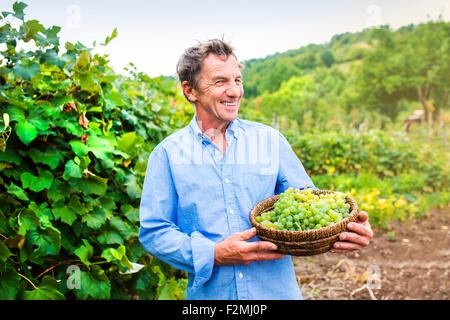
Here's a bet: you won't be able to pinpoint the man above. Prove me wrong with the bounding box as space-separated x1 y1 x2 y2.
138 39 373 300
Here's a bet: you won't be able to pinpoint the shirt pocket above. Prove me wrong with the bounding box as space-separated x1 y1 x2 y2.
242 168 277 206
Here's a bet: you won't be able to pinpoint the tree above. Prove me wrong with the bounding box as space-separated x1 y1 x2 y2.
320 50 335 68
408 20 450 134
354 21 450 133
257 75 318 130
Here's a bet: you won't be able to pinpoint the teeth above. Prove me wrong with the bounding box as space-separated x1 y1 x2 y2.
222 102 236 106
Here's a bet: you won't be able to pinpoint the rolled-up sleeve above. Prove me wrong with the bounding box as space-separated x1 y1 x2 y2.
138 147 215 288
275 132 316 194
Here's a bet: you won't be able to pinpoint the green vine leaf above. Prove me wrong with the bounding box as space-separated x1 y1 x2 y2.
74 239 93 266
101 245 132 269
52 200 77 225
0 241 12 264
74 266 111 299
12 2 28 20
28 218 61 254
21 276 65 300
20 170 53 192
69 140 90 157
15 120 38 146
97 231 123 245
13 59 40 80
6 182 29 201
70 173 108 196
28 146 64 170
41 48 71 69
63 160 83 179
0 269 21 299
81 207 107 229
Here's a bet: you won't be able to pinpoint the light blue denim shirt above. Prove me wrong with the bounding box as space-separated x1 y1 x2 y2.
139 115 315 300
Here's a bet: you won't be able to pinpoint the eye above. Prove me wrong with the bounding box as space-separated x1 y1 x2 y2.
235 78 242 84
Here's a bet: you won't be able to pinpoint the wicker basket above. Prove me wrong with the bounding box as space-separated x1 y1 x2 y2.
249 190 359 256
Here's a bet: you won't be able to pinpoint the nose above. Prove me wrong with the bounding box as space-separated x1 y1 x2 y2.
225 81 242 97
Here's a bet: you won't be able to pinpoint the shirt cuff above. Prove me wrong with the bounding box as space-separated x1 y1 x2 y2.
190 231 216 289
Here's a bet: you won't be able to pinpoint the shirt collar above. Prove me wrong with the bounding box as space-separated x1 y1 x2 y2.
189 114 240 144
227 118 239 139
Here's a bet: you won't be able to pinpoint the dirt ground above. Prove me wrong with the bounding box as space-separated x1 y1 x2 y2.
293 207 449 300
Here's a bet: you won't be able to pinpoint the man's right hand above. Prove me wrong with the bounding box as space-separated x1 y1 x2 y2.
214 228 286 266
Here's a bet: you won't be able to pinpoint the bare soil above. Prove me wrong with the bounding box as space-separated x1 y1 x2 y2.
293 207 450 300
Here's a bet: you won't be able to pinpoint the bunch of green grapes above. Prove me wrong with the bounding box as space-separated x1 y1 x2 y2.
255 187 351 231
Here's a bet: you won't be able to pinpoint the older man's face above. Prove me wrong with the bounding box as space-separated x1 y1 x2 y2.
191 54 244 125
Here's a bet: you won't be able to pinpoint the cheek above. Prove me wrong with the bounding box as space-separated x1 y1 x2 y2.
239 86 244 98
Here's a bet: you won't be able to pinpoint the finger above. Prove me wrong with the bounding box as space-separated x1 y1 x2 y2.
358 211 369 223
346 222 373 238
236 228 257 241
243 240 278 252
339 232 371 247
245 251 286 263
333 240 363 251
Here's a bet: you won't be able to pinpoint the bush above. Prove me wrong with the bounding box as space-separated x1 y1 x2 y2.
312 170 448 229
285 128 449 192
0 3 191 299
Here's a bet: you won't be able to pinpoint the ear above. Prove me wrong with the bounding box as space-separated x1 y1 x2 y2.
181 81 197 103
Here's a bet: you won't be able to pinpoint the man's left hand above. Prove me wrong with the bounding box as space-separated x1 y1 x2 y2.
330 211 373 253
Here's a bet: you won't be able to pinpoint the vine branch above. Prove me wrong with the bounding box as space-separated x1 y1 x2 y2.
17 272 39 290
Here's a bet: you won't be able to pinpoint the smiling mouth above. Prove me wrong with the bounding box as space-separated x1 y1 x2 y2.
221 101 237 106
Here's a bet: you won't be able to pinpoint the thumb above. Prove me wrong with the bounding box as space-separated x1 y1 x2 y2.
237 228 257 241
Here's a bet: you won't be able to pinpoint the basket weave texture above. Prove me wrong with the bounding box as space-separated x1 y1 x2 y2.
249 190 359 256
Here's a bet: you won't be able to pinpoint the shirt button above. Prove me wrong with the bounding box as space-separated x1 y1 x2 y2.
229 209 234 215
238 273 243 279
225 178 230 183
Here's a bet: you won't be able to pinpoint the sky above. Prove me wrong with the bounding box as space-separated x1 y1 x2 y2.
2 0 449 77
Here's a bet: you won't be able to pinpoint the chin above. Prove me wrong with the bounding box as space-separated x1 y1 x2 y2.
223 112 238 122
222 107 240 121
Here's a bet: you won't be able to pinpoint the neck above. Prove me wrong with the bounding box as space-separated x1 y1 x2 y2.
195 112 231 154
195 111 231 138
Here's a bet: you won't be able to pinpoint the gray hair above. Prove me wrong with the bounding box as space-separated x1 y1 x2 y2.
176 39 243 101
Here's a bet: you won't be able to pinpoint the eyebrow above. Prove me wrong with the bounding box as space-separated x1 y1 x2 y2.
211 74 242 81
